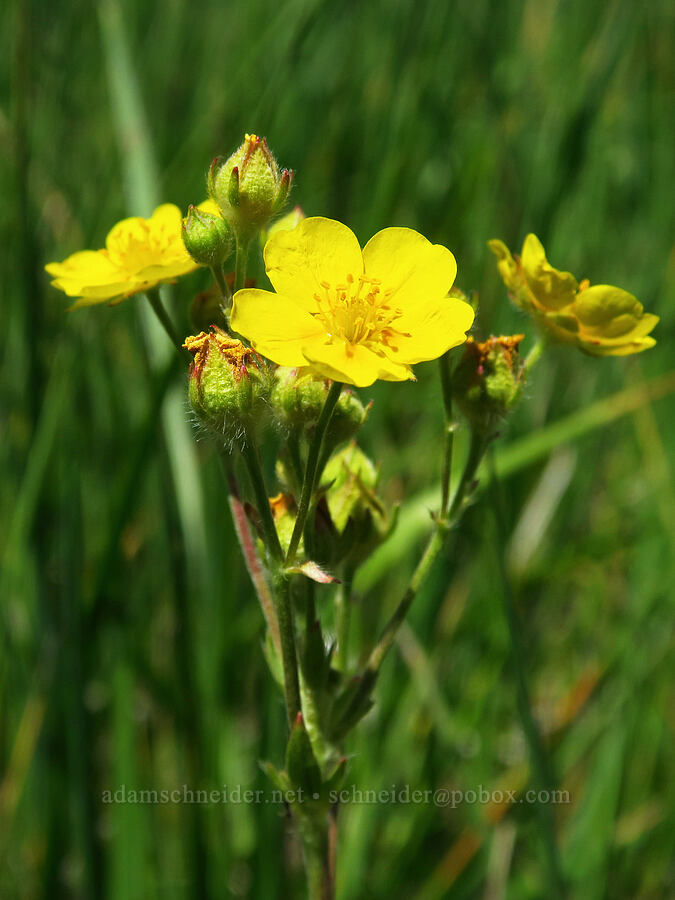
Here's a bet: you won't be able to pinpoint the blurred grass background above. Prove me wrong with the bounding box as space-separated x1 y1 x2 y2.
2 0 674 897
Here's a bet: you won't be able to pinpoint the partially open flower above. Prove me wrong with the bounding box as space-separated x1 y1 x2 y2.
209 134 293 240
489 235 658 356
46 204 200 308
453 335 525 435
183 327 269 445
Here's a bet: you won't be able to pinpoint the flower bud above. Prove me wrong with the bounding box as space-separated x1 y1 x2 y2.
181 205 233 267
183 327 269 445
271 368 367 448
209 134 293 240
453 335 525 434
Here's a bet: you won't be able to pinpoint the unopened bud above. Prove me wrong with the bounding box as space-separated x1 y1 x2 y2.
453 334 525 434
210 134 293 240
182 205 233 267
271 368 367 448
183 327 269 445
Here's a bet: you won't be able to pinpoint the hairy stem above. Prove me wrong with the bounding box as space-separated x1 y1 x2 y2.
439 351 455 518
234 238 250 293
300 815 334 900
210 265 232 314
240 440 284 562
275 575 302 727
145 289 187 358
334 567 355 673
219 455 281 656
286 382 342 565
524 336 546 376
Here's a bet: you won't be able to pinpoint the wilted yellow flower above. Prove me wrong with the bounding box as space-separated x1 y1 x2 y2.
489 234 658 356
231 217 474 387
46 204 200 308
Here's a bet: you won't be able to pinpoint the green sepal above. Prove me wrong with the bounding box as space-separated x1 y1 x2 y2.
329 673 376 741
323 756 347 795
259 759 292 793
286 713 323 796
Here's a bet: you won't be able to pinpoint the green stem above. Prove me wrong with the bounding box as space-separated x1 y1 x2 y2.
234 238 251 293
489 458 567 898
287 431 305 492
237 439 303 727
524 336 546 376
236 441 302 730
335 567 355 673
145 289 186 358
337 430 489 733
300 816 334 900
286 382 342 565
439 352 455 518
447 429 487 524
275 575 302 727
210 265 232 313
219 453 281 656
240 441 284 563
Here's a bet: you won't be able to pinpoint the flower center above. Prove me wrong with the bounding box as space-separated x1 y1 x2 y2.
107 221 177 271
312 274 410 350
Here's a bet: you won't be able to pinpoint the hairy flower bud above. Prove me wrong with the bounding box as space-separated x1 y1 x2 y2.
453 335 525 435
183 327 269 445
182 205 233 267
271 368 367 449
209 134 293 240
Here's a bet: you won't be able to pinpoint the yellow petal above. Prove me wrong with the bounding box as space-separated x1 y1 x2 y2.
300 338 413 387
45 251 132 300
590 336 657 356
521 234 577 311
197 198 222 217
147 203 184 230
264 217 363 311
230 288 324 366
387 295 475 365
573 285 646 338
488 239 522 294
104 215 147 255
362 227 457 314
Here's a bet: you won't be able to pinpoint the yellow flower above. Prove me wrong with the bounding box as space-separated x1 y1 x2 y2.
45 204 200 308
489 234 658 356
231 217 474 387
